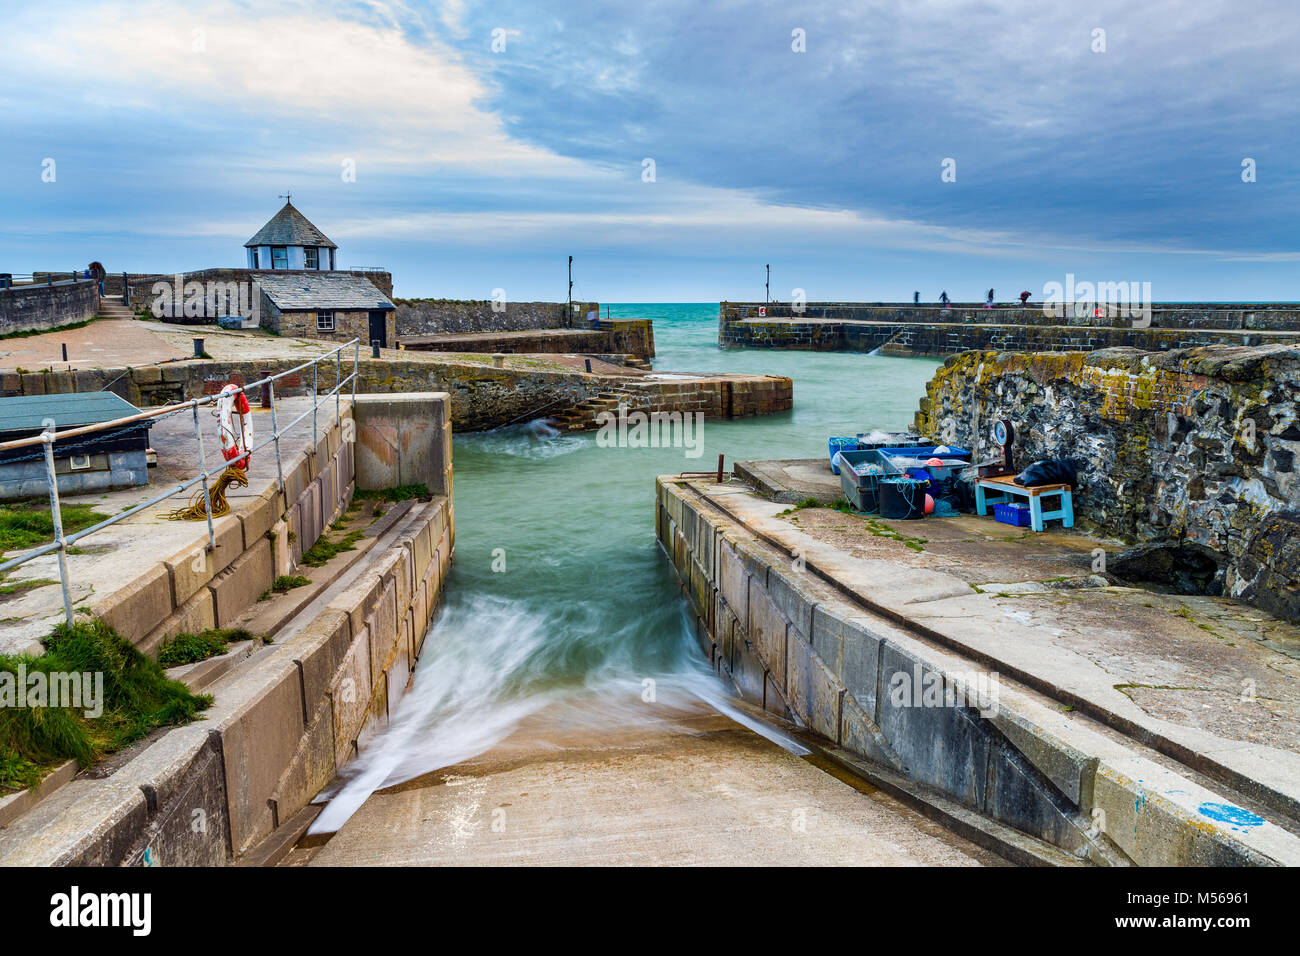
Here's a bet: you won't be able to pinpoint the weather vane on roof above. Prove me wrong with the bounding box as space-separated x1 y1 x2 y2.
279 191 291 204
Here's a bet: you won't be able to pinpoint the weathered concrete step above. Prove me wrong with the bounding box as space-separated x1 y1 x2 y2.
228 536 379 640
0 760 78 829
361 499 415 538
166 639 257 692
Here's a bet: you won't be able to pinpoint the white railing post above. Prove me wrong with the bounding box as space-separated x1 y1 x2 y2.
41 426 75 626
190 401 217 550
268 380 285 504
312 361 318 453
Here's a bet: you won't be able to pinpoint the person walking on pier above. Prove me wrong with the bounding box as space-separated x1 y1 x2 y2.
939 290 950 309
1019 290 1031 305
985 288 995 309
914 291 920 305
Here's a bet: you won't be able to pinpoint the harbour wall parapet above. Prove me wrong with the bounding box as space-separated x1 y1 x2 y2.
395 298 599 335
400 317 655 362
0 278 99 336
719 301 1300 355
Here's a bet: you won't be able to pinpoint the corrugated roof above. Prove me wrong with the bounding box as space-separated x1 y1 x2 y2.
0 392 145 434
256 273 395 311
244 201 338 249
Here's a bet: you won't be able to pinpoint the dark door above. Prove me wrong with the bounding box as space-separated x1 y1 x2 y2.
368 311 388 349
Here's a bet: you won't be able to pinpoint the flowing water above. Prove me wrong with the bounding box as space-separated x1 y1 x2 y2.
312 304 941 832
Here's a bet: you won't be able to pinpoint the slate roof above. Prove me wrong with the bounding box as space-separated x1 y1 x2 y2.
0 392 145 435
256 273 394 312
244 201 337 249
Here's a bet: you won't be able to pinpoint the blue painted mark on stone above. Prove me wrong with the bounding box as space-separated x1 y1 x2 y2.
1197 802 1264 827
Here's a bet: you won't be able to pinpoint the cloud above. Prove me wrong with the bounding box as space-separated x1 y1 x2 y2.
1 0 1298 294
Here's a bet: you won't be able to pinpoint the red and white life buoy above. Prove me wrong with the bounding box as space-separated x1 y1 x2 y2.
217 384 253 469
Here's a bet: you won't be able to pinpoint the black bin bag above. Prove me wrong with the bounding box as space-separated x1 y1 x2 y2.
1014 458 1078 488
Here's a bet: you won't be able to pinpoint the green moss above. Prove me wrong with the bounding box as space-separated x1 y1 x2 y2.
353 484 431 503
0 578 57 596
0 317 97 340
269 574 311 596
0 617 212 793
300 529 365 568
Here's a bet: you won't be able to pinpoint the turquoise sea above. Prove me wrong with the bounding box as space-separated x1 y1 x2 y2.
314 304 941 829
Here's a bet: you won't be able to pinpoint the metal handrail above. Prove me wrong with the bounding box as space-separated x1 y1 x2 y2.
1 339 361 625
0 273 97 291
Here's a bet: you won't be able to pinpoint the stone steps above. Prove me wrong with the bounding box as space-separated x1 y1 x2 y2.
96 295 135 319
549 387 635 431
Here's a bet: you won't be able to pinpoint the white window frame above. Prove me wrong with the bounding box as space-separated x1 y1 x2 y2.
316 310 335 332
304 247 318 269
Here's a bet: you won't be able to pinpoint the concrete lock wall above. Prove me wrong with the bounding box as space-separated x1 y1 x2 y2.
353 392 452 495
0 497 453 866
0 279 99 335
654 476 1297 866
914 344 1300 625
0 396 456 866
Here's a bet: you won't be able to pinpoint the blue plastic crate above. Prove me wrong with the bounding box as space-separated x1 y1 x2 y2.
828 437 857 474
994 502 1033 527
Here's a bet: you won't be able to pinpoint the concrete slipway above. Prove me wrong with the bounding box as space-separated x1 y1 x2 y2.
655 467 1300 866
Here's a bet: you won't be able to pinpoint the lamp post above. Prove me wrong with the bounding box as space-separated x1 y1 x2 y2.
765 264 770 304
568 255 573 327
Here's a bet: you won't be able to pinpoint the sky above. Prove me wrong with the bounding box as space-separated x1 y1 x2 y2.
2 0 1299 302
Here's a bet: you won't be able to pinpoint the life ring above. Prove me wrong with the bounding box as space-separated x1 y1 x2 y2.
217 384 253 469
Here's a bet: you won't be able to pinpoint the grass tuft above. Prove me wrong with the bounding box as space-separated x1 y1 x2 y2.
0 617 212 793
156 627 254 668
0 500 111 555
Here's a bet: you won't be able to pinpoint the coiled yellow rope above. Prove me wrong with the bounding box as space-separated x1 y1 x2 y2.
166 466 249 521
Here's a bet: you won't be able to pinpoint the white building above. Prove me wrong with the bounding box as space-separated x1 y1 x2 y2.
244 200 338 271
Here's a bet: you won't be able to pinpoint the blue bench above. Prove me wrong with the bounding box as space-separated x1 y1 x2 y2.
975 475 1074 532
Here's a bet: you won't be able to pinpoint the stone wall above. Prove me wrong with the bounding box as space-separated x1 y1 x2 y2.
913 345 1300 622
266 305 396 346
0 279 99 335
622 374 793 420
395 299 598 335
0 356 602 433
